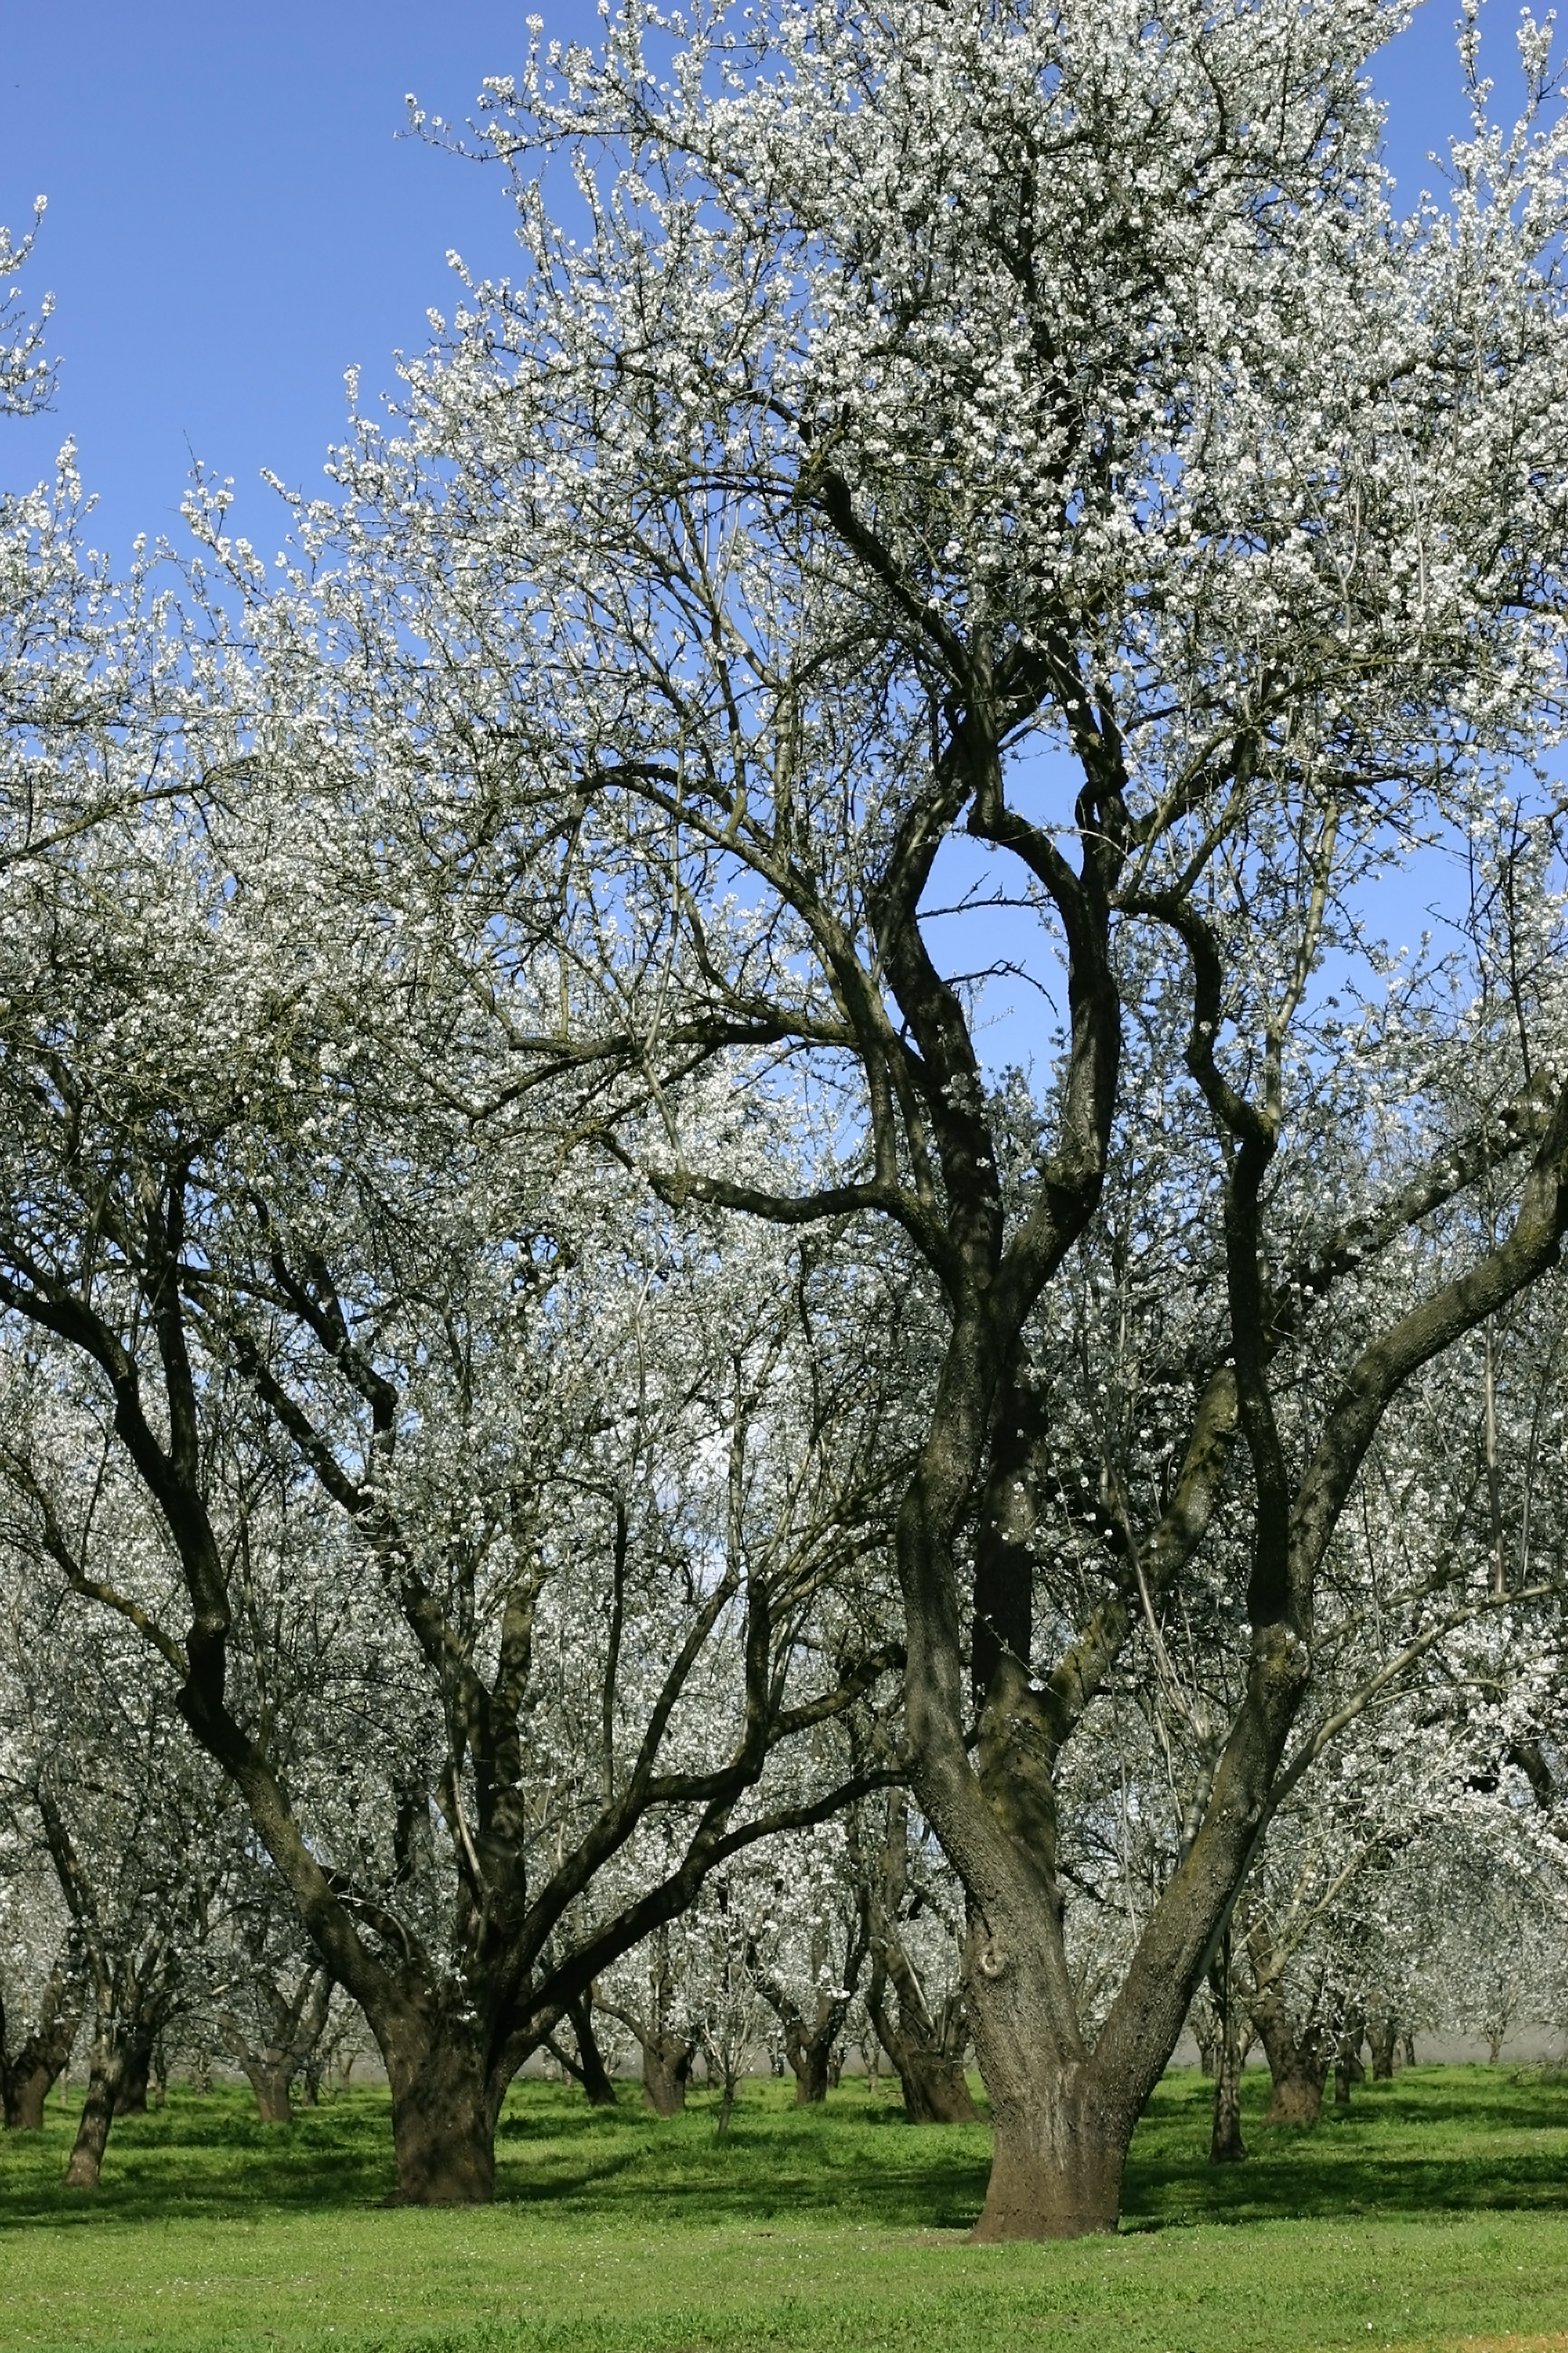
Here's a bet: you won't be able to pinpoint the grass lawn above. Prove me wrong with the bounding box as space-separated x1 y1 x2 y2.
3 2067 1568 2351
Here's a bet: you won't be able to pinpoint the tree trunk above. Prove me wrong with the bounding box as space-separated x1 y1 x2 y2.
641 2034 690 2117
971 2059 1128 2240
64 2033 126 2189
245 2062 295 2125
1367 2014 1400 2081
791 2038 832 2104
5 2062 59 2131
566 1996 618 2109
3 1964 85 2129
1208 1942 1247 2165
895 2043 978 2124
1252 1988 1329 2126
1402 2031 1416 2069
114 2032 155 2118
384 2026 497 2205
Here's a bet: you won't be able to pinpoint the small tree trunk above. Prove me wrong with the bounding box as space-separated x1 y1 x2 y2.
1402 2031 1417 2069
1488 2030 1504 2064
641 2034 691 2117
64 2034 126 2189
1207 1939 1247 2165
1367 2015 1400 2081
567 1996 618 2109
384 2026 497 2205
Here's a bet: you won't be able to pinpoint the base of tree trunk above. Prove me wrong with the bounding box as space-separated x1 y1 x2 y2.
5 2065 55 2131
898 2050 978 2125
248 2070 294 2125
1265 2069 1326 2126
65 2066 119 2188
641 2041 690 2117
792 2048 832 2104
387 2043 497 2205
973 2113 1126 2242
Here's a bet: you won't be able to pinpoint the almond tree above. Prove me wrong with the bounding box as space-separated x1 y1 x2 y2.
246 0 1568 2235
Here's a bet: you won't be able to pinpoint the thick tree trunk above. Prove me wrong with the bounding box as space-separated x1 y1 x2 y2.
895 2043 978 2125
790 2038 832 2104
1252 1988 1329 2126
641 2034 690 2117
243 2061 295 2124
5 2062 59 2131
971 2059 1128 2240
384 2027 497 2205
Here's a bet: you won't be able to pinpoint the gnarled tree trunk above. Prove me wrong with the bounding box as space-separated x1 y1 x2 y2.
1252 1986 1330 2125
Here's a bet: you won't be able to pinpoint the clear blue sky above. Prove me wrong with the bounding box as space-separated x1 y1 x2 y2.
0 2 1530 565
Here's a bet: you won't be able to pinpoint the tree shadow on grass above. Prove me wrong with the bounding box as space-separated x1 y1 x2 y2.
6 2068 1568 2240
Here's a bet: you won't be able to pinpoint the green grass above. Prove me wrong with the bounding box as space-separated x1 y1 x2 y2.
4 2068 1568 2351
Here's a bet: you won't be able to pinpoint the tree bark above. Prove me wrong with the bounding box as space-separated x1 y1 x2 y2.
2 1962 84 2130
384 2024 499 2205
64 2028 126 2189
1207 1939 1247 2164
566 1994 618 2109
114 2029 156 2118
641 2033 691 2117
1251 1987 1329 2125
243 2061 295 2124
1367 2012 1401 2081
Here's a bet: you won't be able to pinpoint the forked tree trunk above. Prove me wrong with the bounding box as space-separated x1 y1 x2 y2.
384 2024 499 2204
1251 1988 1329 2126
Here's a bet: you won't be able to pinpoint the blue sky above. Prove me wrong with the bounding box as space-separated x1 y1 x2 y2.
0 1 1533 565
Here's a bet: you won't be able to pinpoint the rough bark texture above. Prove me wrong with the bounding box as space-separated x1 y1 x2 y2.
385 2025 499 2205
64 2031 126 2189
1367 2013 1402 2081
640 2034 691 2117
1252 1987 1330 2126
